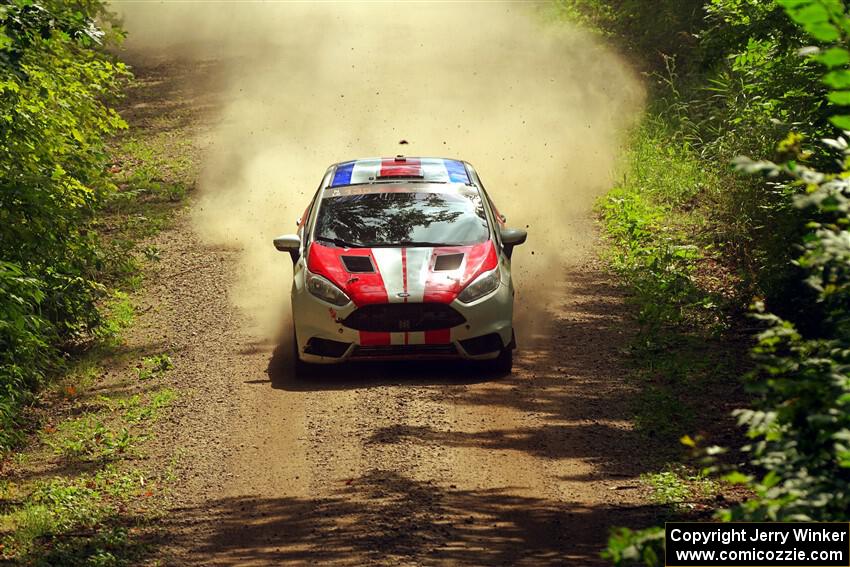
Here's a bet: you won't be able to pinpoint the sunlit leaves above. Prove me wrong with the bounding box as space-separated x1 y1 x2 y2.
0 1 127 451
822 68 850 88
778 1 850 133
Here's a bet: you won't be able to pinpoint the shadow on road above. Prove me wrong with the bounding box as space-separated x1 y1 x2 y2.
265 341 506 392
169 469 665 566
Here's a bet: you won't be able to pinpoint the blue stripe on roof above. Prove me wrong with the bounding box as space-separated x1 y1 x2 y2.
444 159 469 183
331 161 355 186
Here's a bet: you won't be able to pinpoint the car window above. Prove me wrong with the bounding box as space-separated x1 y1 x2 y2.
314 190 489 247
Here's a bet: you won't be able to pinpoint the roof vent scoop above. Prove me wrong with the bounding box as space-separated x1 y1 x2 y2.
341 256 375 273
433 253 464 271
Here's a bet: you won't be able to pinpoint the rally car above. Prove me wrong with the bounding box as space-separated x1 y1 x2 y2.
274 156 527 373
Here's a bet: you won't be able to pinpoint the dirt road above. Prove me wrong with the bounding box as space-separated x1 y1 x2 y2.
113 4 659 564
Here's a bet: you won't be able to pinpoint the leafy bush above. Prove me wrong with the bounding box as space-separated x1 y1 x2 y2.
0 1 127 450
730 0 850 521
730 142 850 521
0 261 48 449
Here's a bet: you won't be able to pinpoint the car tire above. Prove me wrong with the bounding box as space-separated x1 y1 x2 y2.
485 347 513 375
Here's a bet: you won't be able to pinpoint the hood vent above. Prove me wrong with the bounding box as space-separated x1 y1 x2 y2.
341 255 375 273
433 253 464 271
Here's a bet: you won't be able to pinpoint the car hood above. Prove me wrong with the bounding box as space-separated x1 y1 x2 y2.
306 240 498 306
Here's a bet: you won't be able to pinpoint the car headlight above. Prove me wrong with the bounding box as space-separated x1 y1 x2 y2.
457 269 500 304
307 273 351 306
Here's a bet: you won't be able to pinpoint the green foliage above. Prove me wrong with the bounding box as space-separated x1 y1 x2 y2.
93 291 135 345
1 467 152 565
570 0 833 321
603 527 665 567
0 1 128 452
551 0 706 65
728 140 850 521
135 353 173 381
725 0 850 521
600 119 722 335
642 465 719 508
116 388 177 422
598 116 742 450
603 0 850 563
0 261 49 449
2 378 177 564
777 0 850 130
43 383 175 462
44 416 144 462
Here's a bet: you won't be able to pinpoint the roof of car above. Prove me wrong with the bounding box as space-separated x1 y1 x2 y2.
328 157 472 188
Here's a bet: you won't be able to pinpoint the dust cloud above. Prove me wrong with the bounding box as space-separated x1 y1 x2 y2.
115 2 644 341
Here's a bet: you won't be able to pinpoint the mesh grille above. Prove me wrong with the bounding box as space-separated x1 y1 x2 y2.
351 344 457 358
342 303 465 332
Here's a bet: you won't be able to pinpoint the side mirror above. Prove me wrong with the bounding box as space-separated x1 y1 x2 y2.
500 228 527 259
274 234 301 263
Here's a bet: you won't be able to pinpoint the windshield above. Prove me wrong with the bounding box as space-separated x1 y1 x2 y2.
313 190 490 247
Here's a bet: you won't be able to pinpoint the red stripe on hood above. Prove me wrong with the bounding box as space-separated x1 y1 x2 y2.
423 240 498 303
306 243 388 306
380 157 421 178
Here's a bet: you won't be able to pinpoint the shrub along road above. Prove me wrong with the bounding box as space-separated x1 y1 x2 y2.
118 56 665 565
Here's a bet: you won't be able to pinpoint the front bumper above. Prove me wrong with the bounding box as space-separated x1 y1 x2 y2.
292 272 514 364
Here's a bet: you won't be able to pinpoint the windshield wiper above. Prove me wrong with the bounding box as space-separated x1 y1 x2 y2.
315 236 366 248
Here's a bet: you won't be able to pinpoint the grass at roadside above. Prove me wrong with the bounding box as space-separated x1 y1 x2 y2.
93 126 198 294
1 469 152 566
1 349 178 565
597 117 746 449
641 465 719 511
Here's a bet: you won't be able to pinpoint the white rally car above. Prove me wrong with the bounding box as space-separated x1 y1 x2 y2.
274 156 526 373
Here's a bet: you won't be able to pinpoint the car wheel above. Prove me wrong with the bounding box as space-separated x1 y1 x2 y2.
485 347 513 375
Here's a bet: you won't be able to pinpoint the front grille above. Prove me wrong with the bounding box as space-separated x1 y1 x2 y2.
351 344 457 359
341 303 466 332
